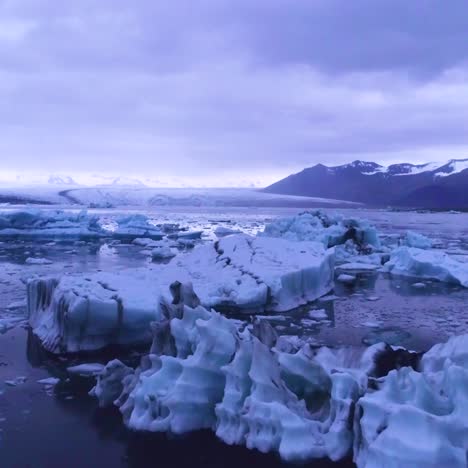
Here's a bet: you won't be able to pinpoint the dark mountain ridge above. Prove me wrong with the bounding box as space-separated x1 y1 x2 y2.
264 159 468 209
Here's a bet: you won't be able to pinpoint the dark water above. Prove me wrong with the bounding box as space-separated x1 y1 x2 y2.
1 207 468 467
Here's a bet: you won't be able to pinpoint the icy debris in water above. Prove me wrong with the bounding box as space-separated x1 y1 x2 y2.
337 273 356 284
177 238 196 248
255 314 287 322
7 299 27 309
37 377 60 386
337 262 379 272
5 376 27 386
411 282 427 289
366 295 380 302
0 317 25 334
151 243 177 260
176 230 203 240
307 309 328 320
317 294 339 302
67 363 105 377
214 226 241 237
25 257 52 265
362 327 411 346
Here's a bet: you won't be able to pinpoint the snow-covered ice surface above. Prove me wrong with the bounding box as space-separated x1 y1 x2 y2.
385 247 468 287
27 234 334 352
1 204 468 467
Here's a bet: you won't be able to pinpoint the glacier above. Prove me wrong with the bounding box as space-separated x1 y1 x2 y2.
27 234 334 352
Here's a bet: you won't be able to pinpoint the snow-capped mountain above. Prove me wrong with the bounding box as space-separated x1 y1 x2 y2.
47 175 78 185
264 159 468 209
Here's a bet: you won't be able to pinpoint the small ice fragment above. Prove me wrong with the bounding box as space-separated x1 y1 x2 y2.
337 273 356 284
337 263 379 271
5 376 27 386
307 309 328 320
366 295 380 301
37 377 60 386
412 282 427 289
25 257 52 265
67 363 105 377
361 321 381 328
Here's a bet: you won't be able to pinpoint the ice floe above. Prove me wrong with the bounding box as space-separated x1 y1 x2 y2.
89 285 450 466
0 209 104 239
384 247 468 287
260 211 380 250
112 214 163 240
354 334 468 467
27 234 334 352
89 291 398 463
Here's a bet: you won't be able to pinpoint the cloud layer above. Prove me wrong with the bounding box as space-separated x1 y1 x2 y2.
1 0 467 185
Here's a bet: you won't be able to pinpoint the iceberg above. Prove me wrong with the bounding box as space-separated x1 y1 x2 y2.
26 273 167 353
260 210 381 251
0 209 105 239
27 234 335 352
112 214 163 240
403 230 433 249
92 309 467 467
91 290 400 463
384 247 468 287
354 334 468 468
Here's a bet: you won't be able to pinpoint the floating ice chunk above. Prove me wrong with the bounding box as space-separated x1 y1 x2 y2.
411 282 427 289
214 226 241 237
27 273 166 353
354 334 468 468
89 359 134 407
172 235 335 312
67 363 105 377
176 230 203 240
25 257 53 265
337 273 356 284
113 214 163 240
0 209 105 239
151 243 177 261
5 376 27 386
362 327 411 346
385 247 468 287
307 309 328 320
337 262 379 272
132 237 161 247
27 235 334 352
260 210 380 250
37 377 60 386
404 231 433 249
90 295 392 464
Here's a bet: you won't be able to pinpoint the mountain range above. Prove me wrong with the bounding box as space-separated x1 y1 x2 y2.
263 159 468 209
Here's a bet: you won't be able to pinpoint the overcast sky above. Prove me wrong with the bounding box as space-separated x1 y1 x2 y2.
1 0 468 186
